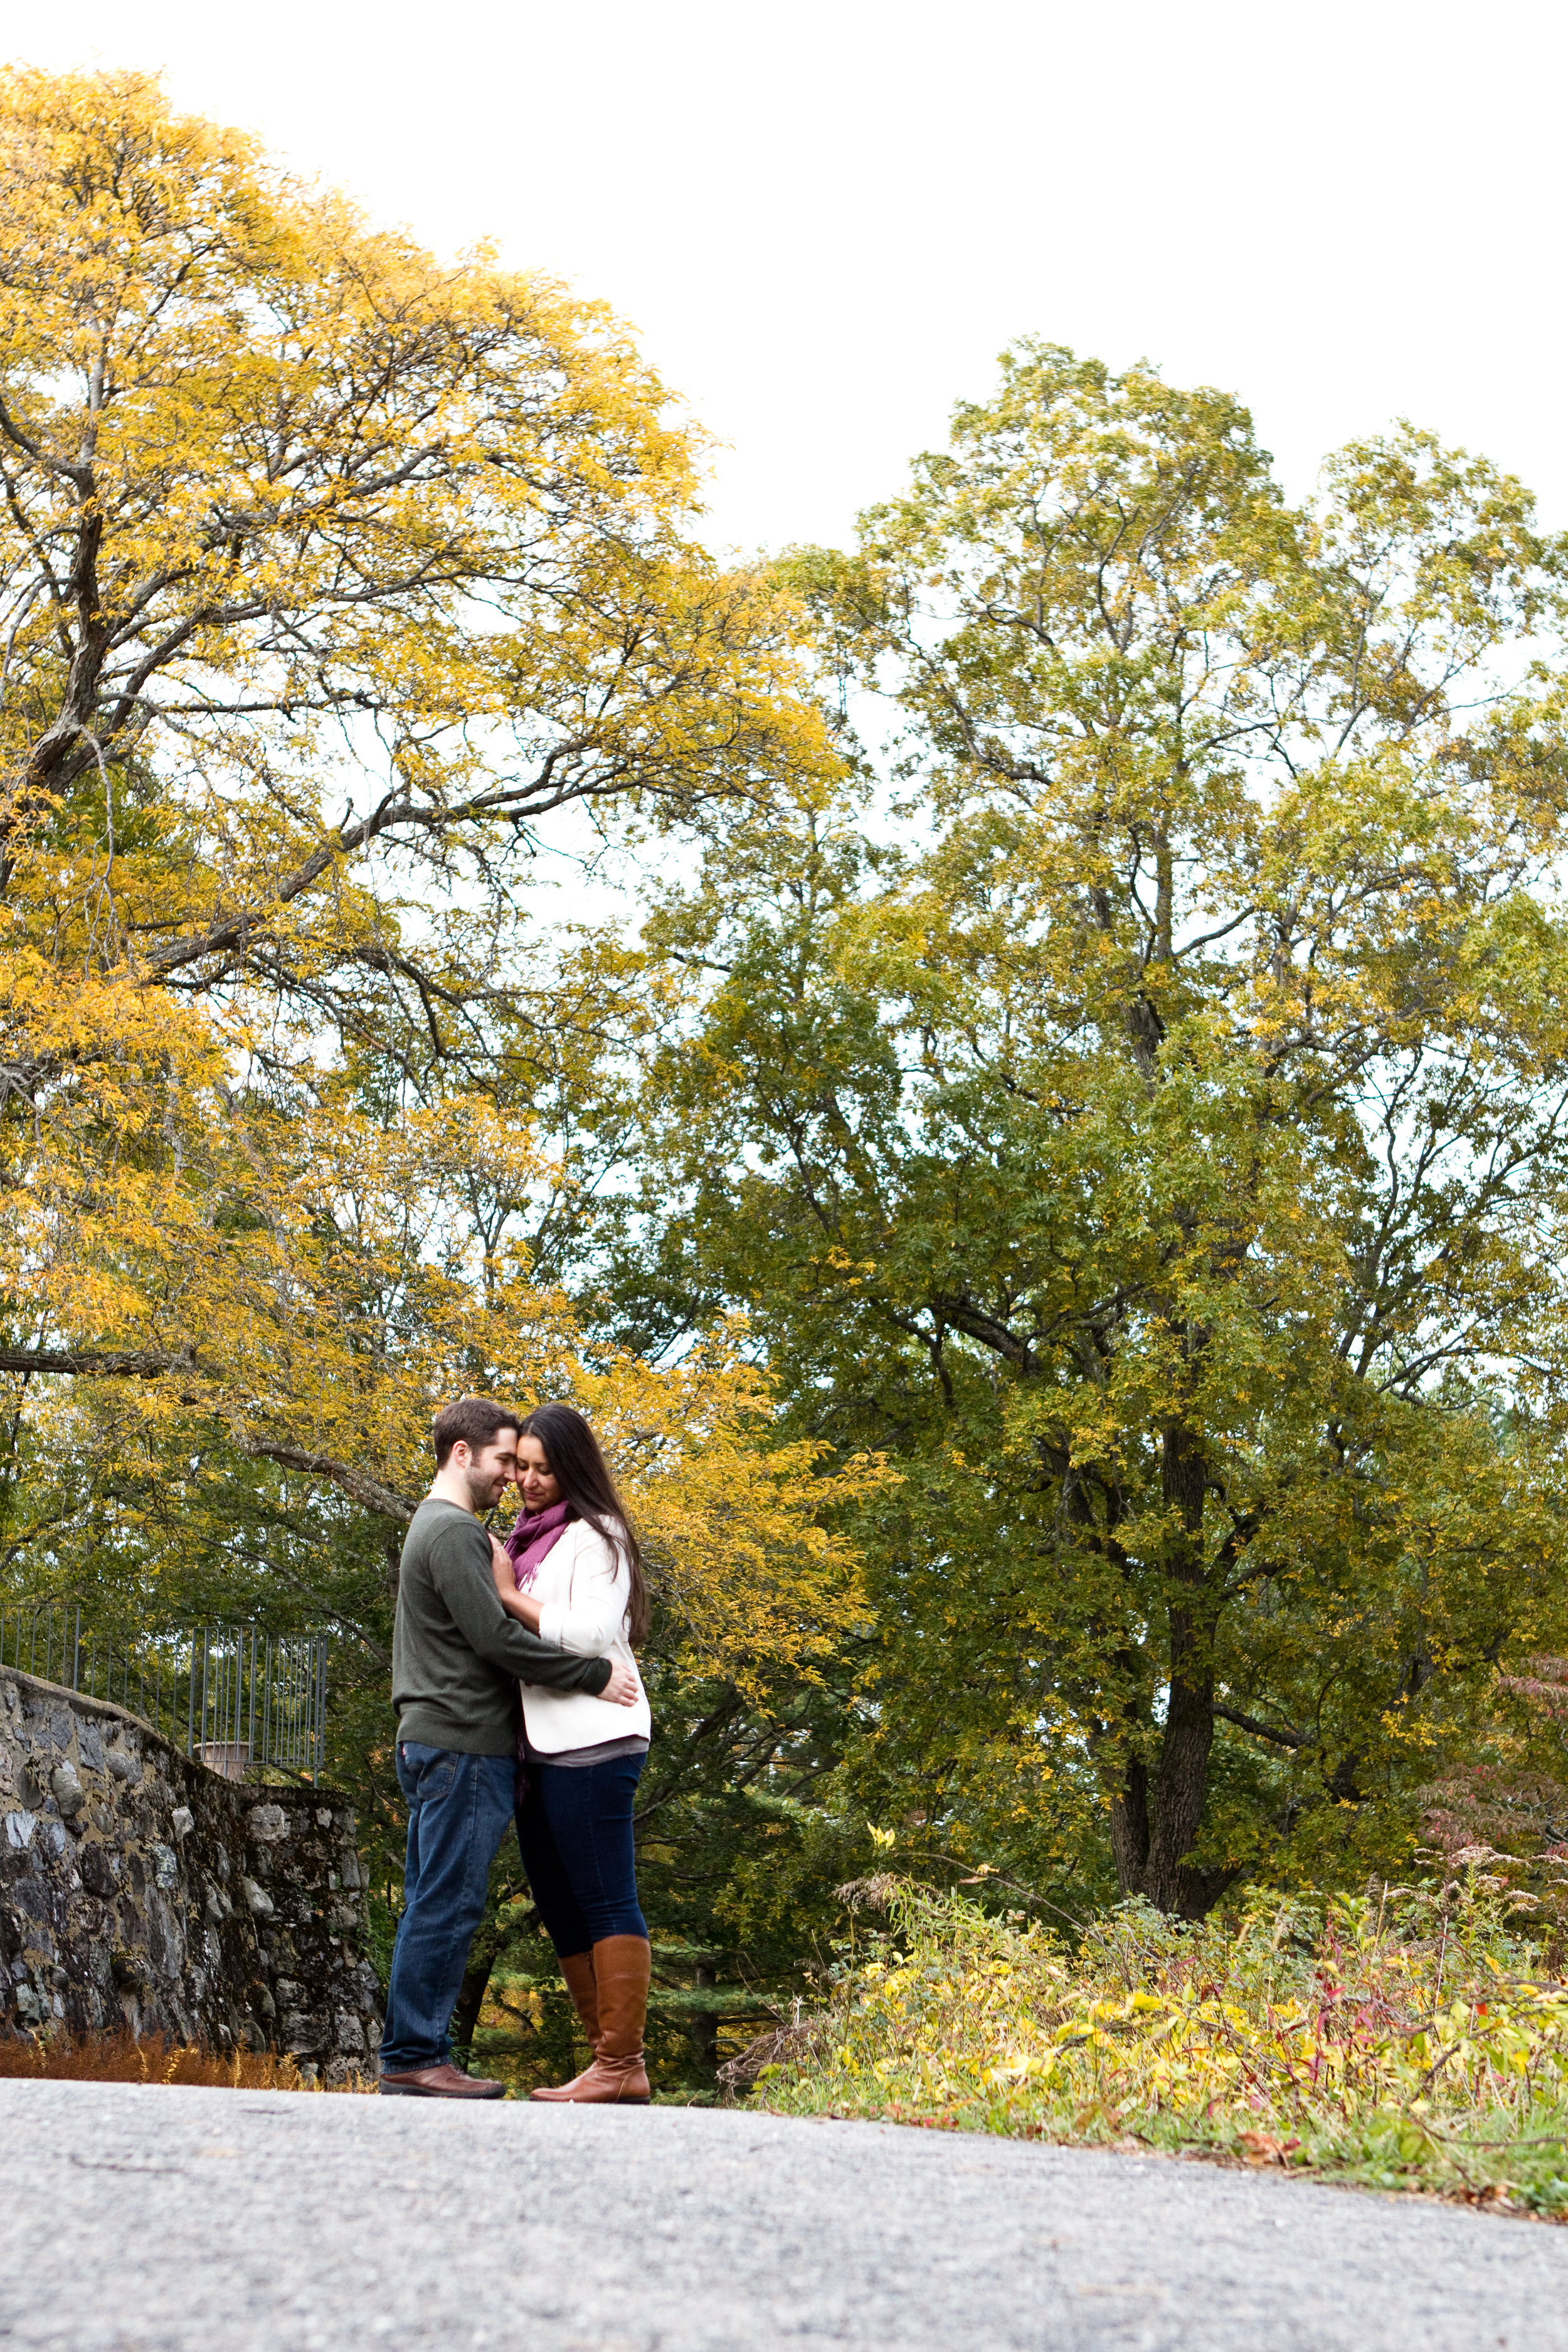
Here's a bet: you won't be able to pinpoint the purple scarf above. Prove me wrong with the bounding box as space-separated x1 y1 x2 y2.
504 1499 575 1589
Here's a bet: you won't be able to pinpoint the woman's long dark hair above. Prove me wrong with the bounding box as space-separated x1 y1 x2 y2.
520 1403 649 1646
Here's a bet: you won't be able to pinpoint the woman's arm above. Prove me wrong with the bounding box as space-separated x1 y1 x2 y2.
536 1529 632 1656
490 1537 543 1631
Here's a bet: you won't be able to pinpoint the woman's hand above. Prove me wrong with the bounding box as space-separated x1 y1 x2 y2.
490 1536 544 1630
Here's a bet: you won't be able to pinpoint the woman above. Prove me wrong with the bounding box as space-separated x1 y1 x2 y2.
489 1401 652 2103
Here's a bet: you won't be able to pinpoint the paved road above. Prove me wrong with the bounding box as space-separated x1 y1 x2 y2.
1 2080 1565 2351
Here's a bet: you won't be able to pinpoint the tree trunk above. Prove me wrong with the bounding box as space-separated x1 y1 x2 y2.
691 1960 719 2079
448 1922 499 2068
1144 1417 1217 1919
1109 1748 1151 1893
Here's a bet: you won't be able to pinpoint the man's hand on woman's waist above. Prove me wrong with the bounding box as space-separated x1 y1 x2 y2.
601 1659 640 1706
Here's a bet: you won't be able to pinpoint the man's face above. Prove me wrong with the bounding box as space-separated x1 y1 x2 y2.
458 1430 519 1511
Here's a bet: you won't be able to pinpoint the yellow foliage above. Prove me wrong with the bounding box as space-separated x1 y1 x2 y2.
0 68 854 1687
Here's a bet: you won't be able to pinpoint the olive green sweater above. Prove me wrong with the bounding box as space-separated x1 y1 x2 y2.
391 1498 612 1755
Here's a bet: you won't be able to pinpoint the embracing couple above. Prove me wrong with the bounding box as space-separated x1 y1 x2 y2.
379 1394 652 2103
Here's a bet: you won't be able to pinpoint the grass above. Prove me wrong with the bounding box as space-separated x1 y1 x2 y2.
0 2028 373 2090
751 1871 1568 2217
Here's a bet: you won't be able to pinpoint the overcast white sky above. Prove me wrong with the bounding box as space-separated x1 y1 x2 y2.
14 0 1566 557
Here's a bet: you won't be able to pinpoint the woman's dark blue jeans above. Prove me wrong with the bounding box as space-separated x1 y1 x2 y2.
516 1749 649 1954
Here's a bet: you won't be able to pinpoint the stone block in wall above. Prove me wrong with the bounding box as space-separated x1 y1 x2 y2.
0 1665 382 2073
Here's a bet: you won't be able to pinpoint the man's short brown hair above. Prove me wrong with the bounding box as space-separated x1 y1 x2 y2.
432 1395 522 1468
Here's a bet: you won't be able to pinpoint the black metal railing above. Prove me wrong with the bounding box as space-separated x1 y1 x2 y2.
0 1595 328 1778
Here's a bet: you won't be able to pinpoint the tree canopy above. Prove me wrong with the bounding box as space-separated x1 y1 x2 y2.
0 65 838 1544
618 343 1568 1915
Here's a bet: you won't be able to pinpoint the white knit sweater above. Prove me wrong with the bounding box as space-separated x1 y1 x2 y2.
519 1518 651 1755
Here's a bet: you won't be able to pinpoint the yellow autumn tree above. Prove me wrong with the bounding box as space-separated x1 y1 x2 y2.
0 65 861 1685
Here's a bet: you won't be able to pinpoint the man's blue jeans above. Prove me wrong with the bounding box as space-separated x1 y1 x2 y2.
380 1742 516 2075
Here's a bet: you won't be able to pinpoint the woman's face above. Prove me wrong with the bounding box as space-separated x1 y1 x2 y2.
517 1433 563 1512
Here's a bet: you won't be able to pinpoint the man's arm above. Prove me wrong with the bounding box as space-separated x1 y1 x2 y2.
430 1520 612 1694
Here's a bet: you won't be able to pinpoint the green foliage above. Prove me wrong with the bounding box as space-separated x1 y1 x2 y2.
610 341 1568 1919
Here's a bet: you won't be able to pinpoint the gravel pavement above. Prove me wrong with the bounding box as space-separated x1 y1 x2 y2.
1 2079 1565 2351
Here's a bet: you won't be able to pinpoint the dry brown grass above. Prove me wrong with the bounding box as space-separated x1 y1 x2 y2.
0 2028 372 2089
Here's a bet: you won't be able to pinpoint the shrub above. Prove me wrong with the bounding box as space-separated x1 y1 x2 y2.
755 1874 1568 2214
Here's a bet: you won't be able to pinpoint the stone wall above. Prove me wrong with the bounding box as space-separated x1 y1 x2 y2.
0 1664 382 2082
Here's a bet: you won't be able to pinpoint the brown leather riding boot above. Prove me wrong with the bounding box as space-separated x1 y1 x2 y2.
558 1948 600 2053
530 1934 650 2103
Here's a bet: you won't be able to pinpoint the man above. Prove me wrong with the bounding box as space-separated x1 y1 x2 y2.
379 1395 639 2097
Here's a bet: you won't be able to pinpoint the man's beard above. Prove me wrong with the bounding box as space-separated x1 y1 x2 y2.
464 1467 498 1513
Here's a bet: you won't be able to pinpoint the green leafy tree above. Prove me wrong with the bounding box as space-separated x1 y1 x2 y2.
614 344 1568 1916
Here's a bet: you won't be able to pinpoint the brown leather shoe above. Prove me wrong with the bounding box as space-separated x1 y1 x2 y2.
379 2061 506 2099
531 1935 650 2103
558 1949 600 2053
